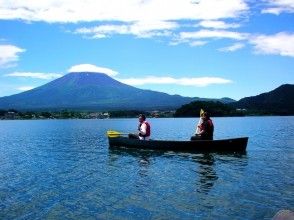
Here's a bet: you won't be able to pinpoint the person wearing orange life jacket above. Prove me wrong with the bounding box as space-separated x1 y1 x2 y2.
128 114 151 140
191 111 214 140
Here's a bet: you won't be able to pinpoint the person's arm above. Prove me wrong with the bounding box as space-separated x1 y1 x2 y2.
195 118 203 134
139 123 147 136
199 129 205 135
199 121 207 135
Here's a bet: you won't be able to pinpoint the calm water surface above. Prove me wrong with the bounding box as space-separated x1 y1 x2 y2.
0 117 293 219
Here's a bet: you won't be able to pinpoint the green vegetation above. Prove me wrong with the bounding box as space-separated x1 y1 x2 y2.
0 109 175 120
0 109 109 120
231 84 294 116
108 110 148 118
1 94 293 120
174 101 245 117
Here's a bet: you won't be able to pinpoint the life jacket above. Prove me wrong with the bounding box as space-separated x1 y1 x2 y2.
206 119 214 136
200 119 214 139
141 121 151 137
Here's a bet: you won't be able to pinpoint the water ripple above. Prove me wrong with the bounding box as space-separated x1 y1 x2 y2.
0 117 293 219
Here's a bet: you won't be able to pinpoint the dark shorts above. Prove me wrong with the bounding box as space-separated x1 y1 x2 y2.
128 133 139 139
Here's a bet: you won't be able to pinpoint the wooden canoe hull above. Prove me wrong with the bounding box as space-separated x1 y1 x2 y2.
108 136 248 152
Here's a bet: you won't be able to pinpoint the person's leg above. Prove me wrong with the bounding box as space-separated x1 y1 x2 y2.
128 133 139 139
190 135 202 141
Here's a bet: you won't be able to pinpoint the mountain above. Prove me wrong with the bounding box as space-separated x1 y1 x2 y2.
219 97 236 104
0 72 225 111
232 84 294 115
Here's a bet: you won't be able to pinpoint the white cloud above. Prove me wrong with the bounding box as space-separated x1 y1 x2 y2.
68 64 119 76
116 76 232 87
0 45 25 68
218 43 245 52
76 25 129 39
179 29 248 40
5 72 62 79
262 0 294 15
169 38 208 46
198 20 240 29
0 0 248 23
75 20 178 39
17 86 35 91
189 40 208 47
249 32 294 57
0 1 251 51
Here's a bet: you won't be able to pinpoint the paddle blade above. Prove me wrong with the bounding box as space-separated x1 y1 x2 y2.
107 130 121 138
107 130 120 135
107 130 129 138
200 109 204 117
108 134 121 138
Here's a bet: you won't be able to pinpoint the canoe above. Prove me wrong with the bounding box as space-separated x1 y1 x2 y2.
108 136 248 152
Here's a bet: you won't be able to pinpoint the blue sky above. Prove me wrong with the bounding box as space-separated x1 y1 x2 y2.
0 0 293 100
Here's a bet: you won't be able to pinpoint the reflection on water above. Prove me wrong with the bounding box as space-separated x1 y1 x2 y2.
196 153 218 194
108 147 248 197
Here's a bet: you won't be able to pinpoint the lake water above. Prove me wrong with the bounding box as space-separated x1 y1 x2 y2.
0 117 293 219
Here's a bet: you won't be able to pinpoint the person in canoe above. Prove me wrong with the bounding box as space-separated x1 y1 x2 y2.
129 114 151 140
191 111 214 140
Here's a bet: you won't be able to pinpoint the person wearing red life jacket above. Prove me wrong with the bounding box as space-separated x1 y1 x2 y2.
191 111 214 140
138 114 151 140
129 114 151 140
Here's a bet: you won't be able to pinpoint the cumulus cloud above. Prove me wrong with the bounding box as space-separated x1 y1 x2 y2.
68 64 119 76
0 0 248 23
261 0 294 15
0 0 251 53
198 20 240 29
249 32 294 57
0 44 25 68
218 43 245 52
116 76 232 87
17 86 35 91
5 72 62 79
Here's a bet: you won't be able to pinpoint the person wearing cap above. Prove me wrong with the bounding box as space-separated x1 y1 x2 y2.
129 114 151 140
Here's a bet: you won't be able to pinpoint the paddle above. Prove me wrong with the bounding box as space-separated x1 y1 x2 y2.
195 109 204 135
107 130 129 138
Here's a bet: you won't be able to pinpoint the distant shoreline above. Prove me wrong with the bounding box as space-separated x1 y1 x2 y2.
1 114 293 121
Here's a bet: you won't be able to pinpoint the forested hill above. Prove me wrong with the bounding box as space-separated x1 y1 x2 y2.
175 84 294 117
232 84 294 115
174 101 244 117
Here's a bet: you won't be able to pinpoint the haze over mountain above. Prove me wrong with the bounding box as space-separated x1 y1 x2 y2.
0 72 233 111
232 84 294 115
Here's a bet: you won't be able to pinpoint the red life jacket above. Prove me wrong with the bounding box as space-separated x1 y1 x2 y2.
199 119 214 138
141 121 151 137
207 119 214 135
